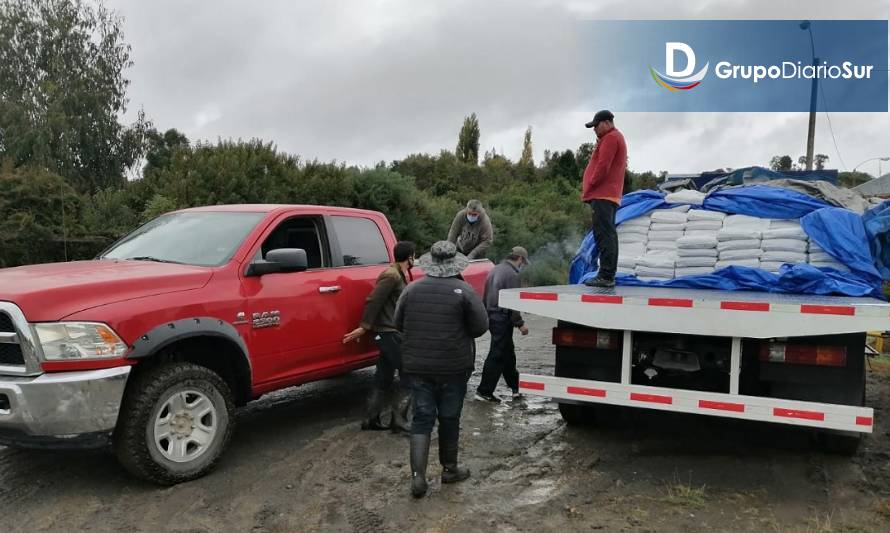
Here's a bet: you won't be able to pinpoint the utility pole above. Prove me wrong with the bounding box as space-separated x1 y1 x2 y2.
800 21 817 171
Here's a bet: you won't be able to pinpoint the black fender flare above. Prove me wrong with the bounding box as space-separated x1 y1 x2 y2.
127 317 250 372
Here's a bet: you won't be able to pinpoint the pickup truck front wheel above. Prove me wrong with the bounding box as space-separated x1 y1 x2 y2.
114 362 235 485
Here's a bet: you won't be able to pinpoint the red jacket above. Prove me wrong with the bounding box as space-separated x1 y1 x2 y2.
581 128 627 204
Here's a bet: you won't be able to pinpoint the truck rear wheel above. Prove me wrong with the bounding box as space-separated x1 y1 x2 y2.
558 402 596 425
114 362 235 485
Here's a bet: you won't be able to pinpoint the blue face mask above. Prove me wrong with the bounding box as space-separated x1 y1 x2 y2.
467 214 479 224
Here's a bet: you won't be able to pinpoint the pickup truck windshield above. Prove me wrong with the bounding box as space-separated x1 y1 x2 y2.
102 212 266 267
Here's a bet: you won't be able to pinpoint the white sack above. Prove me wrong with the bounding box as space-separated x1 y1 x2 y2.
717 239 762 252
761 239 809 253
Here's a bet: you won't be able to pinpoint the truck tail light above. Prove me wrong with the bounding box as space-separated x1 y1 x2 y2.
552 327 618 350
759 343 846 367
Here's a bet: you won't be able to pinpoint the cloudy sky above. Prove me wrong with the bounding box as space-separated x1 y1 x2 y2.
107 0 890 176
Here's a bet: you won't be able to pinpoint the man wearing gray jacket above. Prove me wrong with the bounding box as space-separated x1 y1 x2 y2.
395 241 489 498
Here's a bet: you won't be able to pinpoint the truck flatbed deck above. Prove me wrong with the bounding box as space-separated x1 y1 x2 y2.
500 285 890 339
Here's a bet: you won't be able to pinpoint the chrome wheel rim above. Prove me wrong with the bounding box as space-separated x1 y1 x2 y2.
153 389 217 463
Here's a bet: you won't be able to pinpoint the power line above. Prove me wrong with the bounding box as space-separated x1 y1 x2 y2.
818 79 847 171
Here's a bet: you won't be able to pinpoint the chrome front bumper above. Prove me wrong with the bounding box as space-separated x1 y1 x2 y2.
0 366 130 447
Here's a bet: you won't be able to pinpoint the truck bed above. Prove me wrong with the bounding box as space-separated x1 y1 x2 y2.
499 285 890 338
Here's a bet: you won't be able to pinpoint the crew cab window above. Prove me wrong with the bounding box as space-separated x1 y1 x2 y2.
330 216 389 266
102 212 265 267
259 216 329 269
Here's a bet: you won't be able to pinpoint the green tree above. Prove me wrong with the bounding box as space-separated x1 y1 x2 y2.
547 150 579 181
519 126 533 167
143 128 190 177
770 155 794 171
0 162 84 266
575 142 594 171
455 113 480 165
838 171 871 189
0 0 149 193
814 154 830 171
140 193 179 221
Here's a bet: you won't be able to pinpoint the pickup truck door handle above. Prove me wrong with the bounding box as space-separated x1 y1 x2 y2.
318 286 342 294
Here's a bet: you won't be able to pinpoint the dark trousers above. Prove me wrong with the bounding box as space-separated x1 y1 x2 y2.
408 373 469 436
477 314 518 396
372 332 405 390
589 199 619 280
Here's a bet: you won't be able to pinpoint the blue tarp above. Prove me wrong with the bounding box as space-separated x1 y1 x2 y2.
569 187 887 299
863 201 890 279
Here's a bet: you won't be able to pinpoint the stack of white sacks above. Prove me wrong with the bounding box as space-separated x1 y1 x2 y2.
760 219 809 273
809 241 850 272
634 207 688 280
612 208 851 280
675 210 723 277
715 215 768 270
616 214 650 275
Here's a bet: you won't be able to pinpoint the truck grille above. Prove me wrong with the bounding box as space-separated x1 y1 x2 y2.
0 343 24 365
0 313 13 332
0 312 26 366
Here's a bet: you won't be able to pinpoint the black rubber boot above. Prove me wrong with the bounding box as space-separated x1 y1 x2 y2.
361 388 388 431
439 420 470 484
389 387 411 436
409 434 430 498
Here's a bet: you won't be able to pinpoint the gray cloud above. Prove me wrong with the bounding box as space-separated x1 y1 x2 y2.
109 0 890 175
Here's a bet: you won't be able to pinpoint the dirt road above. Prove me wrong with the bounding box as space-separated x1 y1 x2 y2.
4 314 890 532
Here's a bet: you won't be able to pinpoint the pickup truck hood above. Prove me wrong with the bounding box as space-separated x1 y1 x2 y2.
0 260 214 321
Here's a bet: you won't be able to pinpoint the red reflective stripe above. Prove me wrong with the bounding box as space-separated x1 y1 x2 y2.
520 292 558 301
856 416 873 426
698 400 745 413
630 392 673 405
773 408 825 421
567 386 607 397
581 294 624 304
519 380 545 391
648 298 693 308
720 301 770 312
800 305 855 316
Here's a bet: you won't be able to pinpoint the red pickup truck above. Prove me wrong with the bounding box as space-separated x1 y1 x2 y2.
0 205 493 484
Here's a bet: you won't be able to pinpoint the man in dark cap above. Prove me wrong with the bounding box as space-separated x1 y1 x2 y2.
581 110 627 288
475 246 531 403
395 241 489 498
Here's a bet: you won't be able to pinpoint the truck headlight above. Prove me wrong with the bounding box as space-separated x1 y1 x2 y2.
34 322 128 360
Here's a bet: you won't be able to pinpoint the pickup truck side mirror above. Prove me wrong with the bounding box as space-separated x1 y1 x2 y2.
246 248 309 276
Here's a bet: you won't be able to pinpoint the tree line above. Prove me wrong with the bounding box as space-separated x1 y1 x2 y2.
1 1 867 285
0 0 666 284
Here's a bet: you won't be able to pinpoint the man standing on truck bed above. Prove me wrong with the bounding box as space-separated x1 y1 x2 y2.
395 240 489 498
581 109 627 288
447 199 494 259
475 246 530 403
344 241 416 433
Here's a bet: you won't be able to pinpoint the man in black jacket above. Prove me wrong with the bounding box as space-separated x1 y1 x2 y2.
395 240 488 498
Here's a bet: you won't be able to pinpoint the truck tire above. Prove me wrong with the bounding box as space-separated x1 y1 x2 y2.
114 362 235 485
558 402 595 426
817 431 862 455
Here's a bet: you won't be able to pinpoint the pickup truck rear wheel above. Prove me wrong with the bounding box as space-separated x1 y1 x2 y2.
114 362 235 485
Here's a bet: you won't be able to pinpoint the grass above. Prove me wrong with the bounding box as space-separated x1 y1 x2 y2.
869 353 890 377
662 481 707 508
